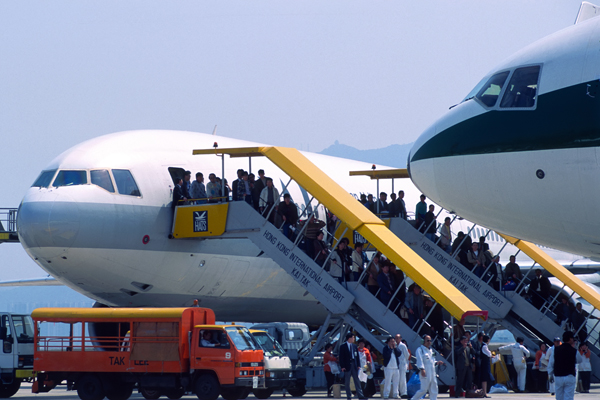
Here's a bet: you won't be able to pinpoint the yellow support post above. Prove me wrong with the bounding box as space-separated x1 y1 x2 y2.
499 233 600 311
349 168 410 180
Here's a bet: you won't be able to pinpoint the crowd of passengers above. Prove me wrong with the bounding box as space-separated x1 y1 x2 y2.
171 168 281 213
172 170 597 353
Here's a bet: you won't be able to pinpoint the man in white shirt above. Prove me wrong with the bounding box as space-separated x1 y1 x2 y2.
499 337 530 392
395 334 409 398
200 330 220 347
383 337 401 399
411 335 444 400
544 337 562 394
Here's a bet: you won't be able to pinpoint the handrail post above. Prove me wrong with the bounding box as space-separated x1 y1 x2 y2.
384 276 408 315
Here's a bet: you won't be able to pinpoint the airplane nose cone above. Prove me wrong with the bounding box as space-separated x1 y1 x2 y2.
407 126 441 202
18 190 80 257
408 99 488 207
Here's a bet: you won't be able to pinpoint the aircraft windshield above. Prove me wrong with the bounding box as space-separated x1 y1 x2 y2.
53 170 88 187
91 169 115 193
32 170 57 188
500 66 540 108
12 315 34 344
476 71 510 107
462 76 489 103
252 331 286 357
112 169 141 197
226 327 259 351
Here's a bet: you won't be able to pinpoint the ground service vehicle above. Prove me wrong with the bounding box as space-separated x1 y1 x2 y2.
249 330 293 399
0 312 34 398
251 323 311 397
31 307 264 400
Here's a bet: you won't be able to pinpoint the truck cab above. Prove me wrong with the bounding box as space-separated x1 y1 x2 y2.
249 329 293 399
0 313 34 397
192 324 265 397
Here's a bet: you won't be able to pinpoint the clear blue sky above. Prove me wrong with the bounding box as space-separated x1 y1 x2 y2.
0 1 585 279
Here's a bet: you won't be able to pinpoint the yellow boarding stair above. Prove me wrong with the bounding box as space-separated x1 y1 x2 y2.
191 146 486 323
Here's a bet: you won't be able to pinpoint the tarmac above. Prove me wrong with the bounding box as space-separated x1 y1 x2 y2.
11 383 600 400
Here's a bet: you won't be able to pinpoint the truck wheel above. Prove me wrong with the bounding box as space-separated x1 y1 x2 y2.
165 388 185 400
252 388 274 399
195 374 220 400
77 375 105 400
106 385 133 400
0 379 21 398
140 388 162 400
286 385 306 397
220 388 245 400
239 388 251 399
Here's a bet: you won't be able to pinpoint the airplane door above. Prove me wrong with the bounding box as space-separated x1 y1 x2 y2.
167 167 186 184
163 167 186 200
0 315 14 370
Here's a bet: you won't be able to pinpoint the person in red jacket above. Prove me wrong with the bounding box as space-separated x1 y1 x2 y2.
324 343 339 397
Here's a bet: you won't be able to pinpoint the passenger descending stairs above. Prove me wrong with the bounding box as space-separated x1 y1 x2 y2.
386 217 600 382
222 201 457 385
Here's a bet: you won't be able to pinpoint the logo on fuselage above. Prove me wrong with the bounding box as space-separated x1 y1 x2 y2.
194 211 208 232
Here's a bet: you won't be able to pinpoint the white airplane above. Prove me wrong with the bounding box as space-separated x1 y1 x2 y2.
16 129 400 325
14 128 599 325
408 2 600 261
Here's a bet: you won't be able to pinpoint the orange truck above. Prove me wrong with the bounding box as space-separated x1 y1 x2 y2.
31 307 264 400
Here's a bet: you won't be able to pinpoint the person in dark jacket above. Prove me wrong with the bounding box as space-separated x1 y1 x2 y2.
377 262 396 306
528 268 551 310
391 264 406 312
570 302 599 343
172 178 186 211
277 194 298 239
479 335 494 395
339 333 366 400
252 169 267 210
548 331 582 400
454 336 474 398
182 170 192 199
313 231 329 268
459 235 473 270
424 205 437 242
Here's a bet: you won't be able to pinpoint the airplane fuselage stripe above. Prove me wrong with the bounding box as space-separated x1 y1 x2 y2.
410 79 600 162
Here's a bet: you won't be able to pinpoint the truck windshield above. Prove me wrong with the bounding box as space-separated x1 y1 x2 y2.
12 315 34 344
252 332 286 357
226 327 258 351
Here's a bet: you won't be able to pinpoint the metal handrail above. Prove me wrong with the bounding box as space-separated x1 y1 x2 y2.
0 208 18 232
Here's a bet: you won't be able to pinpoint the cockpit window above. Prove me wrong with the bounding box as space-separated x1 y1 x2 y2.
90 170 115 193
32 170 57 188
112 169 141 197
476 71 510 107
500 66 540 108
53 170 87 187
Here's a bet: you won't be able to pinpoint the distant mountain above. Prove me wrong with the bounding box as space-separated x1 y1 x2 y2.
319 141 413 168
